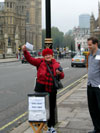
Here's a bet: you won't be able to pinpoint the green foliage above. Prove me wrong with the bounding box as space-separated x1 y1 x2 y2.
64 33 75 50
42 27 75 50
51 27 64 49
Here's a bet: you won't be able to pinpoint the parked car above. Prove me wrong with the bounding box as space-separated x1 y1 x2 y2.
71 55 86 67
21 51 35 64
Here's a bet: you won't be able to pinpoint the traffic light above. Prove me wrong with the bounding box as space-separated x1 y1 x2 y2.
78 44 80 50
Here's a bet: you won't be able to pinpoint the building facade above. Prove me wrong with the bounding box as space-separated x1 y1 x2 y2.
73 27 90 52
0 0 42 56
25 0 42 51
90 2 100 41
74 14 90 53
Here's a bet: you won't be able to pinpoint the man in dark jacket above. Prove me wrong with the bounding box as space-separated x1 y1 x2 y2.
22 45 64 133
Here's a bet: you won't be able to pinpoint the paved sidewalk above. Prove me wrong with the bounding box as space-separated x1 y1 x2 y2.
0 58 19 63
10 77 93 133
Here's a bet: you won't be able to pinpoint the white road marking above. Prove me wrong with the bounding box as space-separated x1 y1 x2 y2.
63 67 69 70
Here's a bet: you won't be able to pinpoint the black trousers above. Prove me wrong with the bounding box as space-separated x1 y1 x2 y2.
47 92 57 127
87 85 100 131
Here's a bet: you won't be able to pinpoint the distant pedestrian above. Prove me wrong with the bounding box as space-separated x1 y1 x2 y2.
18 52 20 60
22 45 64 133
38 51 41 56
16 52 18 59
87 37 100 133
59 51 61 59
2 52 5 59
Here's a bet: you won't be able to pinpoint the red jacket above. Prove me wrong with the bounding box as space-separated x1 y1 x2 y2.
24 50 64 84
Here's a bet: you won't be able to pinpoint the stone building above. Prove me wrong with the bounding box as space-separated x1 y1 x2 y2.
25 0 42 51
73 14 90 52
0 0 42 56
90 2 100 41
73 27 90 52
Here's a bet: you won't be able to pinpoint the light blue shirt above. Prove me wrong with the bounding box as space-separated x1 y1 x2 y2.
88 49 100 87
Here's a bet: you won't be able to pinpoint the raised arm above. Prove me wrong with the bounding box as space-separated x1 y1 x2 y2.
22 45 41 66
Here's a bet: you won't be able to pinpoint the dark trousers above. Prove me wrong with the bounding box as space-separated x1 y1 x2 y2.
47 92 57 127
87 85 100 131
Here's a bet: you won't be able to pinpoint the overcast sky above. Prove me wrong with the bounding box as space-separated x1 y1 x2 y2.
0 0 99 33
42 0 99 33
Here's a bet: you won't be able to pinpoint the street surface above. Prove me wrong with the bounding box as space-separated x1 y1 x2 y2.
0 59 87 133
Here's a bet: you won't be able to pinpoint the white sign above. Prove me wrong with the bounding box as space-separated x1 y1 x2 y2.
29 97 45 111
28 94 49 122
95 55 100 60
29 110 47 121
26 42 33 51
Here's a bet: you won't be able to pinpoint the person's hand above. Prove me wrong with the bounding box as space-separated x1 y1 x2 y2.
22 45 26 52
56 69 62 75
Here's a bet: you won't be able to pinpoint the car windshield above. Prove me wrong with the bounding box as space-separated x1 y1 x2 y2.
74 55 85 59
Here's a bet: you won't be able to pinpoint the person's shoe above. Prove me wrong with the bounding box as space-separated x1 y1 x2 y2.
47 127 51 133
47 127 57 133
50 127 57 133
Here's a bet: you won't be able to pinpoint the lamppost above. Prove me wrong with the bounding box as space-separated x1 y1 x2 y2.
44 0 53 49
45 0 58 123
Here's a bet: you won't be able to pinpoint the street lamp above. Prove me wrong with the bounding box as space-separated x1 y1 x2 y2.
44 0 53 49
45 0 58 124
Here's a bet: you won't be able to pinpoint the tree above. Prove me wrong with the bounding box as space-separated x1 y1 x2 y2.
63 33 75 51
51 27 64 49
42 27 64 49
42 27 75 50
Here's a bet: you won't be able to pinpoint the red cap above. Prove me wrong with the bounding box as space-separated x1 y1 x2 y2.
42 48 53 56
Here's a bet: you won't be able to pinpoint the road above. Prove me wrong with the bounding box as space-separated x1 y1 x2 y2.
0 59 87 133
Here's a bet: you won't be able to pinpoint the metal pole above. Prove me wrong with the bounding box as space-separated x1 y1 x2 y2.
46 0 51 38
45 0 58 124
45 0 52 49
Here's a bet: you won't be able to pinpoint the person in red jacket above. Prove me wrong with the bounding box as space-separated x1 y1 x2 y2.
22 45 64 133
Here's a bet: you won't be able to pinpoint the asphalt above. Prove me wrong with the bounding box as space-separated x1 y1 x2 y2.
0 58 93 133
9 76 94 133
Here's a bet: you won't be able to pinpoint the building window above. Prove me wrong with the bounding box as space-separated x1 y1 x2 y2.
10 17 12 24
26 11 29 23
10 3 12 8
7 2 9 8
22 6 24 12
8 37 11 46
